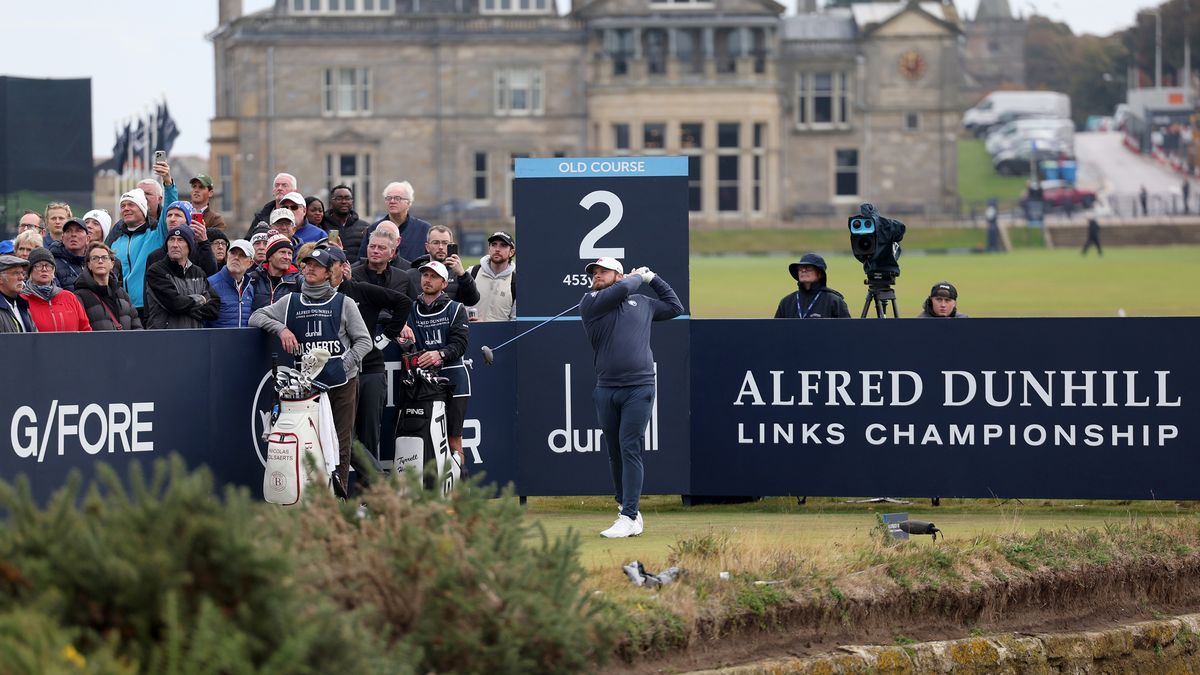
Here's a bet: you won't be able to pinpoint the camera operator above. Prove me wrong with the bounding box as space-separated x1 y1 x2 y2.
917 281 968 318
773 253 850 319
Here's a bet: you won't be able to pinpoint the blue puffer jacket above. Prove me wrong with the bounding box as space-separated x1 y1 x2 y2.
106 181 179 309
206 267 255 328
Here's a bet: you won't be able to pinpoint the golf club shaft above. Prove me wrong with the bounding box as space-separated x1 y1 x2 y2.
491 302 581 353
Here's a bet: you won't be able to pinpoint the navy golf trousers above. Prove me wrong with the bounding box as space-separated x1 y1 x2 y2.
593 384 655 519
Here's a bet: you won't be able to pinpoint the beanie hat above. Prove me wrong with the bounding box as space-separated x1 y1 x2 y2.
208 228 230 245
165 200 194 225
119 189 149 218
266 234 294 261
27 247 54 269
83 209 113 240
162 225 196 256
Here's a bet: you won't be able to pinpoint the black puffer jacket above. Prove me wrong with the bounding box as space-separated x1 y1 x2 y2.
143 226 221 329
322 210 371 264
50 240 86 292
73 269 142 330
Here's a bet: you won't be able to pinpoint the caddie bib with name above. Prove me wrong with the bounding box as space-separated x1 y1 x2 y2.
285 293 349 388
409 298 471 397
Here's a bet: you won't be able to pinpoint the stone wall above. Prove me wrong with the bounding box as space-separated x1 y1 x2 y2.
696 613 1200 674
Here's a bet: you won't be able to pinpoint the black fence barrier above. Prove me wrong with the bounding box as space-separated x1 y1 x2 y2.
3 316 1198 502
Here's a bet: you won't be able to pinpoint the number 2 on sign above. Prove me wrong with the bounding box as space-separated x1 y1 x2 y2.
578 190 624 259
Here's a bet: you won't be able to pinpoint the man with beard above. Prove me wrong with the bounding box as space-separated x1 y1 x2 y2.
405 225 479 305
468 231 516 321
580 257 683 538
0 255 35 332
405 260 471 474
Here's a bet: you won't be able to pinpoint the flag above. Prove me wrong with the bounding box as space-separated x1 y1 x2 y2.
131 118 148 170
97 124 131 173
156 101 180 154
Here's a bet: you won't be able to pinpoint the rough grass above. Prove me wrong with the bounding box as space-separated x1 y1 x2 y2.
689 246 1200 318
551 503 1200 665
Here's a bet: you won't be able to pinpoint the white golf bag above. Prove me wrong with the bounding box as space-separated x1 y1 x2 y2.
263 352 339 506
393 367 461 497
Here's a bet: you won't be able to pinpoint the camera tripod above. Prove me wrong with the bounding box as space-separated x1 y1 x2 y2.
860 271 900 319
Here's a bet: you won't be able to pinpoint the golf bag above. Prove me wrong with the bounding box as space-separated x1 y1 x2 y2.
263 354 340 506
393 368 460 496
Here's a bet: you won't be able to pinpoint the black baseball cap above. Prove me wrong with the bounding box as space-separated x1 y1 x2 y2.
488 231 515 247
929 282 957 300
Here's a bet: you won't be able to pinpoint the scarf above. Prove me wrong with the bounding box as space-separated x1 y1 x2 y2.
301 279 334 302
26 282 57 302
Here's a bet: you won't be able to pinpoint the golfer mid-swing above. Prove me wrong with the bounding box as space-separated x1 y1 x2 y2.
580 257 683 538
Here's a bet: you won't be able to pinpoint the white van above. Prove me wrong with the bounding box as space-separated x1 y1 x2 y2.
985 117 1074 156
963 91 1071 136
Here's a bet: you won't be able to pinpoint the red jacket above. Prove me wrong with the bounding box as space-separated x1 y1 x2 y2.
22 289 93 332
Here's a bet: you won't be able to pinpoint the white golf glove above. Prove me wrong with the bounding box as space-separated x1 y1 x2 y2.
630 266 655 283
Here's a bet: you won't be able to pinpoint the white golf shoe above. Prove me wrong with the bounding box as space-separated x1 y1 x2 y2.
617 510 645 536
601 515 640 538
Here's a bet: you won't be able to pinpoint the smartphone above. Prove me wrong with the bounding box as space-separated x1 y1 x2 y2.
447 243 459 257
154 150 167 165
327 229 341 247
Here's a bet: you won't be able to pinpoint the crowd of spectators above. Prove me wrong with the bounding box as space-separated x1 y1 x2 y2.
0 169 520 479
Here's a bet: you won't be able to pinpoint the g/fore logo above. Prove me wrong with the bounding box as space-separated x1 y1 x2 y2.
10 401 156 461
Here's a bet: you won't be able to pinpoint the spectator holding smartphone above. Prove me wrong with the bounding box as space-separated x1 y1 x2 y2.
404 225 479 306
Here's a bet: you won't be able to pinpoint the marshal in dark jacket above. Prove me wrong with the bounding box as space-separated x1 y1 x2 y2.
73 269 142 330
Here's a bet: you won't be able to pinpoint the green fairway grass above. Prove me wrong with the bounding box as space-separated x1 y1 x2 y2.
522 496 1199 571
690 227 989 255
690 246 1200 318
957 138 1028 206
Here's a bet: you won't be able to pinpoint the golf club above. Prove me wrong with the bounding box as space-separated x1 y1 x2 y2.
481 302 581 365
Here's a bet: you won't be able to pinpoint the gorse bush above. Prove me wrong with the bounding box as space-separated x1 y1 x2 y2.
0 457 390 674
0 458 608 674
285 470 612 674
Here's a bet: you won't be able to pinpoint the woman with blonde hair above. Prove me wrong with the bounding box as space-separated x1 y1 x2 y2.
13 230 41 259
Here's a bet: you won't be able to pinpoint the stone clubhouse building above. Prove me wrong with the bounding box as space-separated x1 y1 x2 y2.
209 0 961 230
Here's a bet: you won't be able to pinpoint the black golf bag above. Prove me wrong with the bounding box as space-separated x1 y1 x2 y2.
392 368 461 496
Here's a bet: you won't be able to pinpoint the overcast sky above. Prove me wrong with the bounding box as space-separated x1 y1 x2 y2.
0 0 1160 157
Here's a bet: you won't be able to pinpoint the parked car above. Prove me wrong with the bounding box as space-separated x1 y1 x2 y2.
993 142 1068 176
1021 180 1096 211
985 117 1074 156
